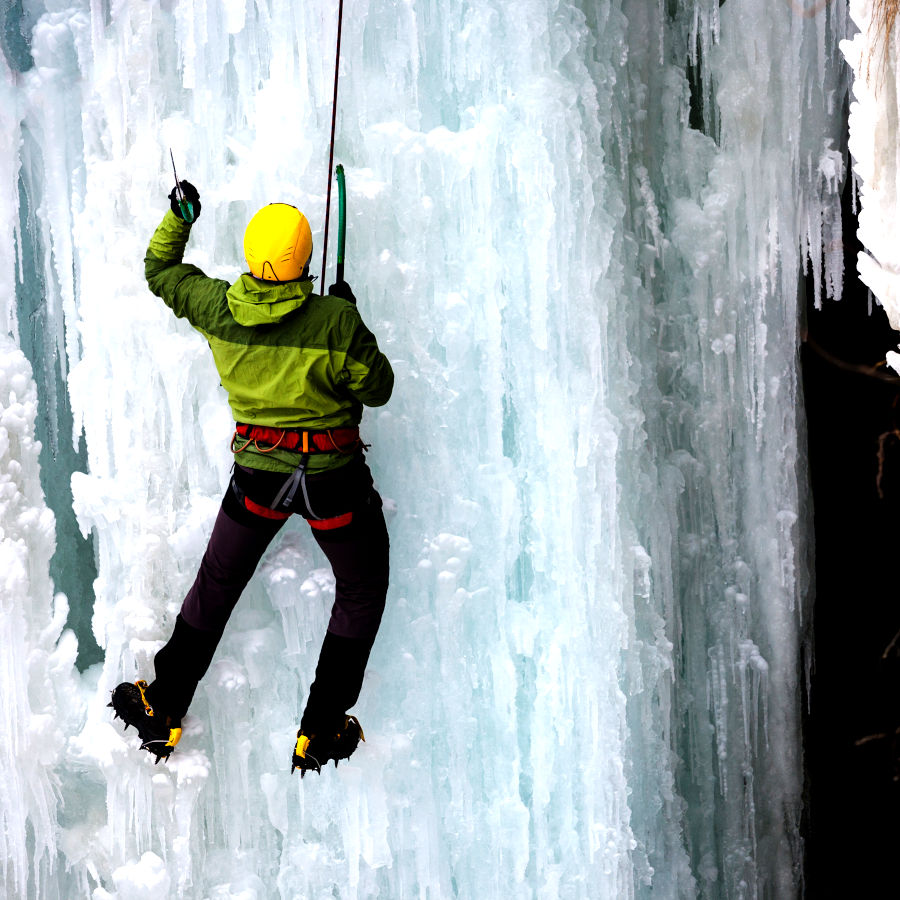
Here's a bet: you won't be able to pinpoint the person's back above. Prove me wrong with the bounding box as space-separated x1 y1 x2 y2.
110 182 393 775
145 200 391 466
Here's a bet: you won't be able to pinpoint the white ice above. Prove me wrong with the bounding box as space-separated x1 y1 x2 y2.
2 1 851 898
842 0 900 371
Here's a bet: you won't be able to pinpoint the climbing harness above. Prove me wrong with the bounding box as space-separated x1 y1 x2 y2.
321 0 346 288
230 423 362 456
230 422 366 525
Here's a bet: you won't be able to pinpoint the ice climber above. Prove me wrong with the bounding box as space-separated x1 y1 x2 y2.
109 180 393 775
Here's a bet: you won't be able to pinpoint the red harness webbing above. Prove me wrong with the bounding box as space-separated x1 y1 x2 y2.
239 483 354 530
242 495 291 521
308 511 354 530
232 423 362 456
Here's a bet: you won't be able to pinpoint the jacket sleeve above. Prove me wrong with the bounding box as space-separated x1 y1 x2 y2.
341 310 394 408
144 210 230 330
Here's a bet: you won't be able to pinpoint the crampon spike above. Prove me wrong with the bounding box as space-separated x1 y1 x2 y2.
292 758 321 778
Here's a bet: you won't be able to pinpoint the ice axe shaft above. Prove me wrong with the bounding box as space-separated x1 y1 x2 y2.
336 164 346 284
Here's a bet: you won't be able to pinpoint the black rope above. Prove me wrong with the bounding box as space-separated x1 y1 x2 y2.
321 0 345 290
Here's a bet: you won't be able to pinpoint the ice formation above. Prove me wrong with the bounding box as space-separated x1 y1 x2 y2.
842 0 900 370
1 1 851 897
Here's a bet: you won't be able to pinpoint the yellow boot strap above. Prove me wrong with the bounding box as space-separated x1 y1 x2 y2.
135 680 154 716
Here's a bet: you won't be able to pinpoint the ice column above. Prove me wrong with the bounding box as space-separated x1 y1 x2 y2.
0 339 81 899
1 37 81 900
602 1 849 895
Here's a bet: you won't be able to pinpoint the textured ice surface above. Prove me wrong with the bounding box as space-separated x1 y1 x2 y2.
842 0 900 370
2 1 851 898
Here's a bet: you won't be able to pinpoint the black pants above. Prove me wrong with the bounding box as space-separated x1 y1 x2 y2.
146 454 389 731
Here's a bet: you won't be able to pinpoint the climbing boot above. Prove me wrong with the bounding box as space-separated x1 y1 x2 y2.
108 680 183 763
291 715 365 777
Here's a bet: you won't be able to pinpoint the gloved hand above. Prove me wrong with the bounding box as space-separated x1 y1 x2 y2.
329 280 356 304
169 180 201 221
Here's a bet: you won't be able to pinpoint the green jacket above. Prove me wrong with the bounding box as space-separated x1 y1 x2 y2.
145 211 393 473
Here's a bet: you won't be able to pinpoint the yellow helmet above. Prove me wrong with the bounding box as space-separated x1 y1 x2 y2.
243 203 313 282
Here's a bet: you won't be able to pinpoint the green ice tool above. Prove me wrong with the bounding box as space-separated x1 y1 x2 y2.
169 149 195 224
336 164 346 283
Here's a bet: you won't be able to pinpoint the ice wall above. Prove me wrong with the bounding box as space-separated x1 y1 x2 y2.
842 1 900 369
0 35 76 900
0 336 83 900
1 1 849 898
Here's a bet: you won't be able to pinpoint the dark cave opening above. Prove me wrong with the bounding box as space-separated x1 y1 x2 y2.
803 173 900 895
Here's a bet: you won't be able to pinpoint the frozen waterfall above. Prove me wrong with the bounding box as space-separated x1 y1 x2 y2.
1 1 853 897
843 0 900 360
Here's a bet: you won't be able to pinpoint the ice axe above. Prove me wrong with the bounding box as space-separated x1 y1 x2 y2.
321 163 347 291
169 149 196 224
335 164 346 284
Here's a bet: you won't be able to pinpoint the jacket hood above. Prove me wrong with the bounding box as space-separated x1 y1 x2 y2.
226 273 314 326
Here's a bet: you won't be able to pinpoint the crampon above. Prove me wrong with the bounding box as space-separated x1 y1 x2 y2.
108 680 182 764
291 715 365 777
